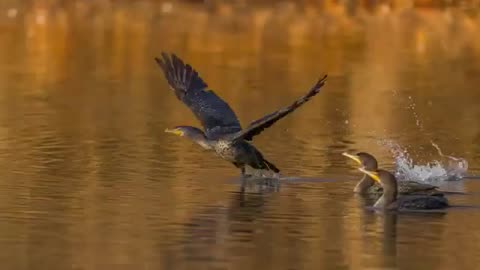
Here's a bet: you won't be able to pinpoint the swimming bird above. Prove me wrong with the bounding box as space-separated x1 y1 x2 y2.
358 168 448 210
342 152 440 195
156 53 327 177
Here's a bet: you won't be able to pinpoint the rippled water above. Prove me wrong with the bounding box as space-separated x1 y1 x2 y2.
2 2 480 270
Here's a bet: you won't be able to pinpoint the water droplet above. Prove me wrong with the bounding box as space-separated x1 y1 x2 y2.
7 8 17 18
161 2 173 13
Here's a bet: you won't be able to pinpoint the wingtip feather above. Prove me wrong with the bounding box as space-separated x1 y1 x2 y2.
161 52 169 60
316 74 328 88
155 52 209 99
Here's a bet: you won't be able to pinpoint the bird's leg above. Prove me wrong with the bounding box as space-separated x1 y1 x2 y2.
240 166 252 179
233 162 251 179
234 162 246 178
241 167 247 178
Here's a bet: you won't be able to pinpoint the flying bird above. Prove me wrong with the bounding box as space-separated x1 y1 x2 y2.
156 53 327 177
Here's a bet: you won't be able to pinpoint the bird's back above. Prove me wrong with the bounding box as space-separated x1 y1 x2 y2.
398 180 440 195
395 195 449 210
368 180 440 195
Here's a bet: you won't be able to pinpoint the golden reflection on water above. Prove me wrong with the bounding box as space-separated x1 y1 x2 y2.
0 1 480 269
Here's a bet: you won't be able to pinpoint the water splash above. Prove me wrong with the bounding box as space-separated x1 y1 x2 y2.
430 141 469 179
407 95 425 131
376 93 468 182
379 139 468 182
246 166 281 179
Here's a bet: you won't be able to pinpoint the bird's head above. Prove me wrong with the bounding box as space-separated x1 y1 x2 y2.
165 126 204 138
165 126 187 137
342 152 378 171
165 126 210 149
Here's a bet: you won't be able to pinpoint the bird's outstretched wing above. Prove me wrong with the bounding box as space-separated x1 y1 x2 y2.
155 53 242 139
231 75 328 142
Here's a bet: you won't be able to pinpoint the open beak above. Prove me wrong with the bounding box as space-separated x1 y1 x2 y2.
358 168 381 183
165 128 184 136
342 152 362 165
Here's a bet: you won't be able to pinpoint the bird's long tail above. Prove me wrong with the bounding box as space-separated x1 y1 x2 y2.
263 159 280 173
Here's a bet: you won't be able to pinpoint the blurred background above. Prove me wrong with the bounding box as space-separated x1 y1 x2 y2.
1 1 480 270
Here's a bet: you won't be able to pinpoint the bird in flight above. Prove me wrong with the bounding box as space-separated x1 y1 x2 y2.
156 53 327 177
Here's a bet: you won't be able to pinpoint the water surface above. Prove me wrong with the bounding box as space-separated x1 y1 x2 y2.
1 2 480 270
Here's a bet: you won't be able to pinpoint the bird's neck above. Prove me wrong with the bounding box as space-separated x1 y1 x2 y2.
185 132 213 150
354 174 375 193
194 137 213 150
374 183 398 208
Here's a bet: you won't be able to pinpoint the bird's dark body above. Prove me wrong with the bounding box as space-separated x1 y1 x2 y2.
213 140 278 172
370 169 449 210
393 195 449 210
156 52 326 176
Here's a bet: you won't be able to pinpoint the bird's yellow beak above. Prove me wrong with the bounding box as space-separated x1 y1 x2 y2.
358 168 381 183
165 128 184 136
342 152 362 165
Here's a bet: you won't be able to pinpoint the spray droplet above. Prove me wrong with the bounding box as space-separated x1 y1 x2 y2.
161 2 173 13
379 139 467 183
7 8 17 18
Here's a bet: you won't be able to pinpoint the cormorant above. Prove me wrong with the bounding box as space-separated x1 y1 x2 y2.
358 168 449 210
156 53 327 176
342 152 441 195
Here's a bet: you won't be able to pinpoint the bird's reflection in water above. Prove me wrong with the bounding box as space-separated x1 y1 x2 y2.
358 209 398 269
380 213 398 265
177 177 278 268
358 203 449 269
239 175 281 193
227 189 270 223
227 175 280 224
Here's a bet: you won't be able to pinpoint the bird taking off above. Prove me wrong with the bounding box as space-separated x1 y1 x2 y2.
155 53 327 177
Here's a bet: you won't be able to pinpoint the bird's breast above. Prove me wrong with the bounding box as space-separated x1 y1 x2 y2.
214 140 234 155
214 140 248 162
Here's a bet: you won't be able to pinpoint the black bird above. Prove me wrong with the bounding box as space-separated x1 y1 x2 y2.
156 53 327 177
342 152 441 195
359 168 449 210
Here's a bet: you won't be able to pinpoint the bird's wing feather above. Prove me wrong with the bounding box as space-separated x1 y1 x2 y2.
231 75 327 142
400 181 438 192
155 53 242 139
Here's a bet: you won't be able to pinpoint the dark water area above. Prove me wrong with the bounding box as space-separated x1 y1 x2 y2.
1 1 480 269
